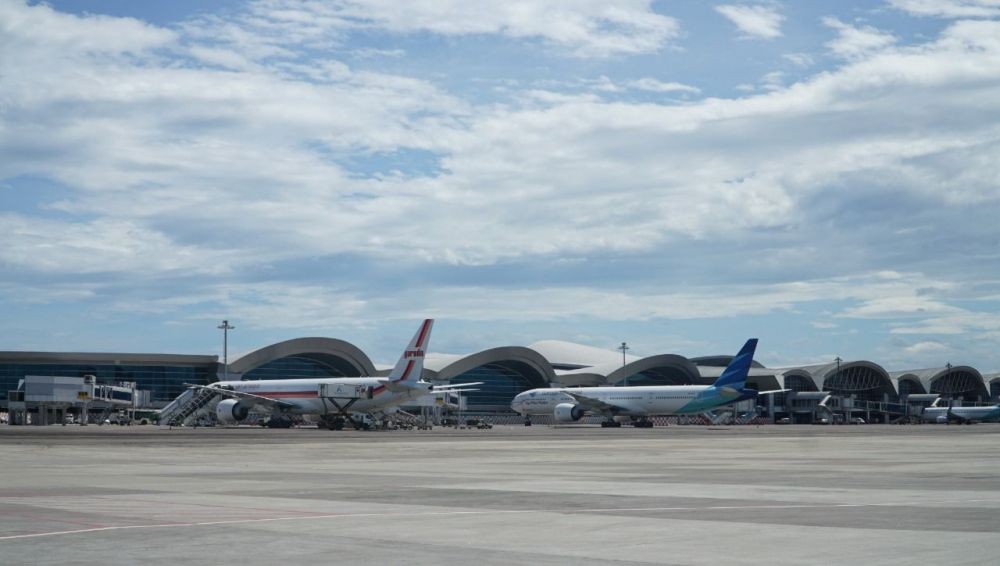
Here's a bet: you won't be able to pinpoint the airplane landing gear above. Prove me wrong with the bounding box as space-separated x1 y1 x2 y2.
524 419 532 426
319 416 346 430
265 416 293 428
600 420 622 428
633 419 654 428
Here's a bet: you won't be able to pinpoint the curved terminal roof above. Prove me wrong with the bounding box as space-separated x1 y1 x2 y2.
762 361 892 397
423 346 555 389
605 354 704 386
889 366 987 399
529 340 638 370
689 355 766 369
229 337 376 377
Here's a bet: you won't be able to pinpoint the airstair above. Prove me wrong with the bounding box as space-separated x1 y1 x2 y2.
704 410 730 425
159 387 220 427
385 409 428 429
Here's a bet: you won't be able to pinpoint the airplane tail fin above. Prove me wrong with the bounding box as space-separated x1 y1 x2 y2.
386 319 433 386
711 339 758 390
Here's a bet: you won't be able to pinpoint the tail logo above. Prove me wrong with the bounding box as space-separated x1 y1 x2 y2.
404 349 425 359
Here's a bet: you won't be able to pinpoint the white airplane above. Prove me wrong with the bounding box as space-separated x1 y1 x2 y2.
511 339 785 427
186 319 477 429
920 400 1000 424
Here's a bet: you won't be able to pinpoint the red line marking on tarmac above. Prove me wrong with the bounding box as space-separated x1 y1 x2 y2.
87 495 334 517
2 498 996 541
1 511 108 530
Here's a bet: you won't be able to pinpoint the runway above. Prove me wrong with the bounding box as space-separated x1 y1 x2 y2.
1 424 998 565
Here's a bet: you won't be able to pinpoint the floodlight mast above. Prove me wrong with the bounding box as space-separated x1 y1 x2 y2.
218 320 235 381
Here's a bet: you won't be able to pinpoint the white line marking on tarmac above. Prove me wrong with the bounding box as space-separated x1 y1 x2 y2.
1 498 995 541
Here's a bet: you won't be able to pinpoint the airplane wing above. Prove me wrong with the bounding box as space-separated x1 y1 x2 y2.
185 383 297 410
429 389 479 395
432 382 484 390
563 391 626 416
755 389 791 395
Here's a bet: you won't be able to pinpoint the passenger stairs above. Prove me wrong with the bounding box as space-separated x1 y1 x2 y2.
383 409 431 429
159 387 220 427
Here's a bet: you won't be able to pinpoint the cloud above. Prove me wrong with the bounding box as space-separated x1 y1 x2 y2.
3 2 1000 368
823 17 897 60
889 0 1000 18
5 4 1000 271
182 0 680 59
782 52 815 67
626 78 701 94
0 0 176 55
903 340 948 355
715 4 785 39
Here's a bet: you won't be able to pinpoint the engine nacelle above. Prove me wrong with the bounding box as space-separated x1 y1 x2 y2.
553 402 584 423
215 398 249 425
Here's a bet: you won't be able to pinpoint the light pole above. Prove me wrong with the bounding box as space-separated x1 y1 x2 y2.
835 356 842 422
218 320 235 381
618 342 630 387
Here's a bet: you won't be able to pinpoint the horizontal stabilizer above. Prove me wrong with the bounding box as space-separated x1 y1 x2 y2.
754 389 791 396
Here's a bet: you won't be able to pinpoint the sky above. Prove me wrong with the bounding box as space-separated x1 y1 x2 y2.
1 0 999 371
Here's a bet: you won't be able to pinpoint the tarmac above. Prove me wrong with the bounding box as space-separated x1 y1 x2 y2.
1 424 999 565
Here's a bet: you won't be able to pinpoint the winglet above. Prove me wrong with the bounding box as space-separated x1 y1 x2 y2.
711 339 757 390
387 319 433 384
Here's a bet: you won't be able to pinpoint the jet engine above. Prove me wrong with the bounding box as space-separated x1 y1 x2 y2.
553 402 584 423
215 398 249 425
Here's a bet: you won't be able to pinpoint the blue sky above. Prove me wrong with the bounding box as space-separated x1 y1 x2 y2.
1 0 999 371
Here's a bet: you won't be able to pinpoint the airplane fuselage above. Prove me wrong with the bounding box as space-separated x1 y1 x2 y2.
511 385 742 417
921 405 1000 423
213 377 427 415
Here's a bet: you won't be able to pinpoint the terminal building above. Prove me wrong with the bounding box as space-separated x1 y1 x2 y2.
3 337 999 424
0 351 220 411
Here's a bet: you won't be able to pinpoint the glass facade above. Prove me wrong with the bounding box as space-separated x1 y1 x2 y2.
898 378 924 397
0 362 216 405
241 356 353 380
447 362 544 410
825 367 892 402
931 370 984 402
784 375 817 392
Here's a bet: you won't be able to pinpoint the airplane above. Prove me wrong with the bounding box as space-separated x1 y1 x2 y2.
510 338 784 427
182 319 478 429
920 400 1000 424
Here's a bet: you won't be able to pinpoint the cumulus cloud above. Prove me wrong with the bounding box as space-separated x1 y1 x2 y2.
3 1 1000 367
626 78 701 94
715 4 785 39
889 0 1000 18
905 340 948 356
181 0 680 59
823 17 897 60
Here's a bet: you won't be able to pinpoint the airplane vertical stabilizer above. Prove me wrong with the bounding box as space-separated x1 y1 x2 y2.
386 319 433 385
711 338 758 390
